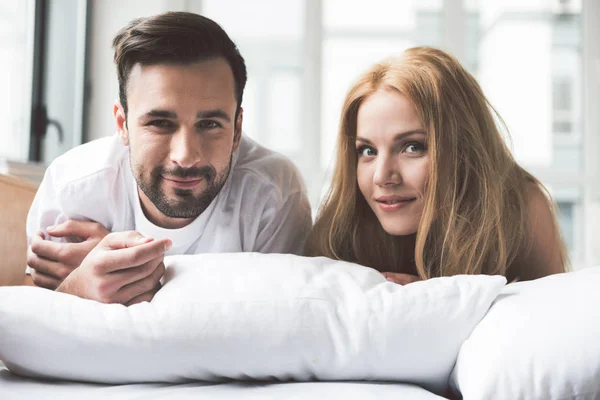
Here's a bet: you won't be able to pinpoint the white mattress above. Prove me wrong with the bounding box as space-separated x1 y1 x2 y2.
0 362 444 400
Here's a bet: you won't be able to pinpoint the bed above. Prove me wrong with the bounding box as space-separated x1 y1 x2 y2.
0 362 445 399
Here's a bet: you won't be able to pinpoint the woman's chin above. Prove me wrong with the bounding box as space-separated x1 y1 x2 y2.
380 222 418 237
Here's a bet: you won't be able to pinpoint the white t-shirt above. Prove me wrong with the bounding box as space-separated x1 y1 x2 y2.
26 134 312 270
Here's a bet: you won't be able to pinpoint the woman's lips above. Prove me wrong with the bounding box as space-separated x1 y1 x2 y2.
375 197 416 212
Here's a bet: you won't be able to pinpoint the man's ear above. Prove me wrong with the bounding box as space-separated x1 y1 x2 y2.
233 107 243 152
113 99 129 146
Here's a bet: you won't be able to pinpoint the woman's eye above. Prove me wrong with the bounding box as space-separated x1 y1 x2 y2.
357 146 376 157
197 120 221 130
404 142 426 153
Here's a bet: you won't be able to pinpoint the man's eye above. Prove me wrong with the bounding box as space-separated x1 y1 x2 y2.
357 146 376 157
197 120 221 129
148 120 173 129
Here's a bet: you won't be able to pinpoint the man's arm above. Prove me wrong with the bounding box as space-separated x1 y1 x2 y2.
25 161 112 289
253 190 313 255
27 221 109 289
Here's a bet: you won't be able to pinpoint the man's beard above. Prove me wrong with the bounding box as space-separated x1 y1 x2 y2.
133 155 232 219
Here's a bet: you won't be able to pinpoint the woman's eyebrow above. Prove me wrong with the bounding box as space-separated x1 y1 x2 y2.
356 129 425 144
392 129 426 141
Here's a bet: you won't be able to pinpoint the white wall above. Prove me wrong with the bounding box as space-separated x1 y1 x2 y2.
85 0 190 142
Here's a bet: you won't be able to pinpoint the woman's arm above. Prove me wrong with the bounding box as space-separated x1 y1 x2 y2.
511 184 567 281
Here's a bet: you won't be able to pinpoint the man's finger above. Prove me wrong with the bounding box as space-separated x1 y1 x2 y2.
27 250 73 280
100 231 154 250
30 234 58 260
30 269 62 290
125 290 156 306
110 259 165 289
96 237 171 273
47 220 108 239
117 261 165 304
30 237 89 264
125 283 161 306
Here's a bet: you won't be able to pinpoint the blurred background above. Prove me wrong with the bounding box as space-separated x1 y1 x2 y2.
0 0 598 267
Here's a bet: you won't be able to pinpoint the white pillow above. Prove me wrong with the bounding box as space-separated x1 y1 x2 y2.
451 267 600 400
0 253 505 394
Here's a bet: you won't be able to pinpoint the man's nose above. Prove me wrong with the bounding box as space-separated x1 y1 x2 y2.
169 129 201 168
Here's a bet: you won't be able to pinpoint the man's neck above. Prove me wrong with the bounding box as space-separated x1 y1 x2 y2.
138 188 194 230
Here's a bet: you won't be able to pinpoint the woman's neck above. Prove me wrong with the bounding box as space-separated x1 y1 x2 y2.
398 233 418 274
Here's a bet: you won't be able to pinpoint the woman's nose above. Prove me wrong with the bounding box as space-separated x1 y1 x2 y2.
373 155 402 187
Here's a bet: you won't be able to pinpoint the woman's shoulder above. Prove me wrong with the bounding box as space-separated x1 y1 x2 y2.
509 181 567 281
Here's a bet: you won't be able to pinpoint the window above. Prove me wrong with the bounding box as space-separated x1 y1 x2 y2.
552 77 574 134
0 1 35 161
321 0 443 172
557 201 576 254
200 0 304 154
195 0 598 266
551 11 581 137
466 0 588 264
1 0 88 165
200 0 312 198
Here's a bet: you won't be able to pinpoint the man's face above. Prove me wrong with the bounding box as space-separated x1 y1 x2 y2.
115 58 242 228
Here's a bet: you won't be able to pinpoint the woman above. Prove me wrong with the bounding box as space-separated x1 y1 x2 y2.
305 47 567 284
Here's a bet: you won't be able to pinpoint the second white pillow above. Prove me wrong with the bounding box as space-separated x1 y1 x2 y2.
451 267 600 400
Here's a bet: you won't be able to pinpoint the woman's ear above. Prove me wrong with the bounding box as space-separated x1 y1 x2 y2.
113 99 129 146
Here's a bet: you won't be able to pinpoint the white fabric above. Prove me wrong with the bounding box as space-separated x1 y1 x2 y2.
450 267 600 400
0 363 445 400
0 253 506 395
25 134 312 273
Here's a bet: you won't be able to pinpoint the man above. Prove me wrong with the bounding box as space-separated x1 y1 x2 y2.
25 12 312 305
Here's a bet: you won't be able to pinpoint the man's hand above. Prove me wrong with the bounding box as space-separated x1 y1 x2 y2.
56 231 172 306
27 220 109 290
382 272 421 285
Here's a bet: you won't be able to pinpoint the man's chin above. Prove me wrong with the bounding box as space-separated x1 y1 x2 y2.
156 194 213 219
157 204 202 219
171 187 196 197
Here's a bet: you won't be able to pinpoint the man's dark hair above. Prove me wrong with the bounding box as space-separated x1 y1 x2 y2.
112 12 247 117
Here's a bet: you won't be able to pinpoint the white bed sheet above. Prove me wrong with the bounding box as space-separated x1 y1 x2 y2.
0 362 444 400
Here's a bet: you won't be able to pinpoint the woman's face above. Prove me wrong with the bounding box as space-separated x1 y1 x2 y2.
355 88 429 236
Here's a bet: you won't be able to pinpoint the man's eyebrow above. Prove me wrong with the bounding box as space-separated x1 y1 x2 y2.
197 109 231 122
138 109 233 122
139 110 177 121
356 129 426 144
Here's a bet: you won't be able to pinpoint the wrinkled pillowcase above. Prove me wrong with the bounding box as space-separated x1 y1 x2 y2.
0 253 506 395
451 266 600 400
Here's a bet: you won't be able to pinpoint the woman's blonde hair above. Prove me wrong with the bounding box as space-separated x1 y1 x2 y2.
305 46 566 280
